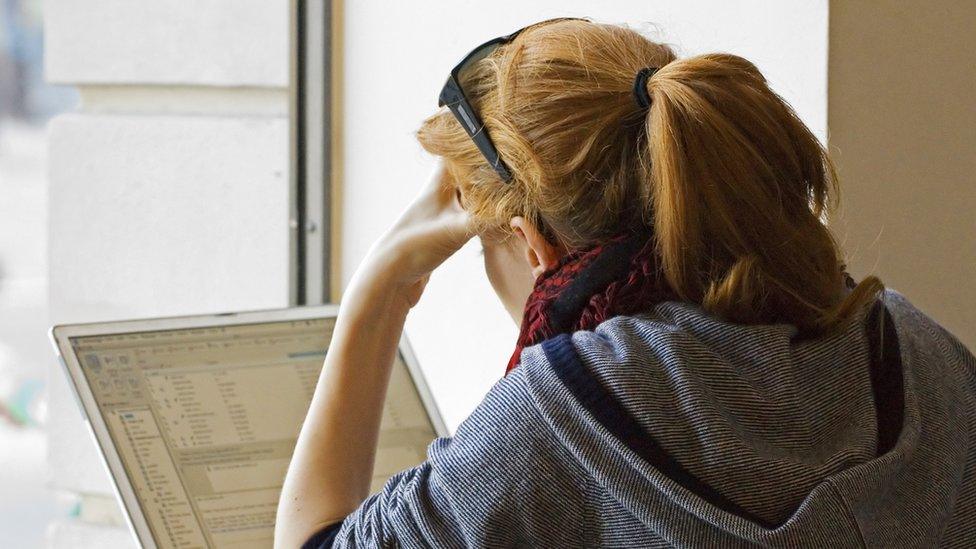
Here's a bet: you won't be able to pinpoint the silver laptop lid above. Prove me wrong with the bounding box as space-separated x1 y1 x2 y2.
50 305 446 549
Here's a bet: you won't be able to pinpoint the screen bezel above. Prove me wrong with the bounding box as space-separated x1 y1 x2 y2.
49 304 448 548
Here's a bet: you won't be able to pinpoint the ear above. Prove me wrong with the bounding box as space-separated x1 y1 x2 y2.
509 216 566 278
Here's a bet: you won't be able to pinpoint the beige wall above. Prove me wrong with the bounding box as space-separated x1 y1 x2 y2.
828 1 975 349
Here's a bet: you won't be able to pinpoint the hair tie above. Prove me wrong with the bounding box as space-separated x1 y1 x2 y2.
632 66 659 109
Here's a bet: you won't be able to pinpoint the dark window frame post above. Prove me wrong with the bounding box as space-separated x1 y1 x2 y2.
289 0 333 305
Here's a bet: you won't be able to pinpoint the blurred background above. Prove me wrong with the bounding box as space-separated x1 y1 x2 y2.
0 0 77 546
1 1 972 547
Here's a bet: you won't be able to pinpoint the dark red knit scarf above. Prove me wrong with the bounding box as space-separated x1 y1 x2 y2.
505 229 677 375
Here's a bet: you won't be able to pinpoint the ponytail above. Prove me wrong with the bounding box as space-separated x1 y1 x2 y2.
417 21 883 336
639 53 884 335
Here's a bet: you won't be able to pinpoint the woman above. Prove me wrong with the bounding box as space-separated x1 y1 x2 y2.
276 18 976 548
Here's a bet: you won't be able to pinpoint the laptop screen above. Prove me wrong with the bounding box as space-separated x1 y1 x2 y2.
67 317 439 548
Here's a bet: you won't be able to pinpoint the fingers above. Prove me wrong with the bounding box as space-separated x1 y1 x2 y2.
433 164 460 210
421 160 468 220
448 210 478 245
400 157 477 250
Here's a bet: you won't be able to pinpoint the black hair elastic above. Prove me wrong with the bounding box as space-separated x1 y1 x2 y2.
632 67 659 109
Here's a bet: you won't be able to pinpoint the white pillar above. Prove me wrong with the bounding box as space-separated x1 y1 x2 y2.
44 1 290 545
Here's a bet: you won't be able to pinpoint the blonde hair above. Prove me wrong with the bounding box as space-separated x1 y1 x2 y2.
415 18 883 336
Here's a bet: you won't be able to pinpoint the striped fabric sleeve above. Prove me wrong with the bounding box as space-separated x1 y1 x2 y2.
325 365 588 548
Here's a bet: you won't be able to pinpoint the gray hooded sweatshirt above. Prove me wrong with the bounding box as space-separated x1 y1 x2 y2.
315 288 976 548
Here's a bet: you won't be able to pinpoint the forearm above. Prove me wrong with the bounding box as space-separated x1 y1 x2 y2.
275 259 411 548
274 160 471 548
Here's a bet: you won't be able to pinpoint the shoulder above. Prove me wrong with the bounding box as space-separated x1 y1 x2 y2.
883 287 966 347
416 363 592 544
881 287 976 381
330 365 591 548
426 364 585 493
430 365 539 456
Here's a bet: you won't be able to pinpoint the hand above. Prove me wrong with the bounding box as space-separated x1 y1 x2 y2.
348 159 477 311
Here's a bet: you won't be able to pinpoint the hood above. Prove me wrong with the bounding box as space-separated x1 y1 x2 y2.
520 288 975 547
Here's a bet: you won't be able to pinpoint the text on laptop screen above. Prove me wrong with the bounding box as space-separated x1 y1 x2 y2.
69 318 437 548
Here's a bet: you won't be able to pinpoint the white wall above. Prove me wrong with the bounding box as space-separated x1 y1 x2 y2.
44 0 290 545
340 0 830 432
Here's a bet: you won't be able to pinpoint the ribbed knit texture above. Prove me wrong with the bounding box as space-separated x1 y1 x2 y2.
506 229 672 375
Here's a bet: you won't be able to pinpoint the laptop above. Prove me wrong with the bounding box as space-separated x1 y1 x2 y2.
50 305 448 549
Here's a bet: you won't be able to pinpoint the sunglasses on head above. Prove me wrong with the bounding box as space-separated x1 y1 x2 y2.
438 17 591 183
